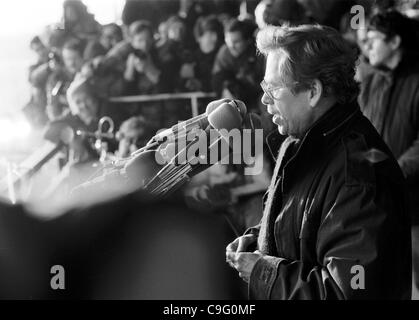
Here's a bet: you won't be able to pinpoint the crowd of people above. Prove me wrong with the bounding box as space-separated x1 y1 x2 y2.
25 1 266 145
7 0 419 299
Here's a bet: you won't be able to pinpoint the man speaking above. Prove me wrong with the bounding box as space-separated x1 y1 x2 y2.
226 24 411 299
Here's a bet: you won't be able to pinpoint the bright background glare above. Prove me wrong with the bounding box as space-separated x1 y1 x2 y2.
0 0 124 117
0 0 124 161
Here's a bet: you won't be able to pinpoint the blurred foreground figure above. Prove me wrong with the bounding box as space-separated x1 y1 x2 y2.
226 24 411 299
0 192 242 299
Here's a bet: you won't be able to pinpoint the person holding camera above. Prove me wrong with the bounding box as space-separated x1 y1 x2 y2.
178 15 224 92
122 21 161 95
29 37 86 122
212 18 265 112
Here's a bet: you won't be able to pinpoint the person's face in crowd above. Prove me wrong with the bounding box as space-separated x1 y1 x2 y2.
118 129 144 158
31 42 49 62
131 30 153 54
62 48 84 75
225 31 250 57
157 22 168 42
366 30 400 67
356 28 369 58
72 90 99 126
261 52 315 138
100 27 122 50
168 21 186 42
198 31 219 54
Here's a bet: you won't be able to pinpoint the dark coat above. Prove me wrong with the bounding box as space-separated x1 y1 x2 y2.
248 101 411 299
359 55 419 224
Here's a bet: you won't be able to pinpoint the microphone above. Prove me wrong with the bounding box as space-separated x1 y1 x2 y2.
152 98 246 142
124 150 165 188
71 149 166 199
70 167 127 200
92 100 248 197
188 113 263 177
133 99 246 156
168 100 245 166
143 104 255 197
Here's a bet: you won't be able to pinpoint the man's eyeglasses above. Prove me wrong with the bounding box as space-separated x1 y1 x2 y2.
260 80 293 100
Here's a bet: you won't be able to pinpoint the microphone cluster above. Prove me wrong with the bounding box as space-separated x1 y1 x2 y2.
72 99 262 199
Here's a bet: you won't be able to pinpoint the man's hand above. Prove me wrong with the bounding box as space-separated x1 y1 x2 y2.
124 53 137 81
226 234 257 253
230 252 263 283
226 234 257 265
226 234 262 282
180 62 195 79
133 56 146 73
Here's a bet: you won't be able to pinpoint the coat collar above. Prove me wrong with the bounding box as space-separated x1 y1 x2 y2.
266 100 361 162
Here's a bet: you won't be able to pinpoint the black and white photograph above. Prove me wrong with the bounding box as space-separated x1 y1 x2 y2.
0 0 418 306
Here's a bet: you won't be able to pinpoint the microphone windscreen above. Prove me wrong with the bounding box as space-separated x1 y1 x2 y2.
207 102 242 131
205 98 231 115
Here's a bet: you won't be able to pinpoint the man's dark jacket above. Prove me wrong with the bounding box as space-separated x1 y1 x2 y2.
247 101 411 299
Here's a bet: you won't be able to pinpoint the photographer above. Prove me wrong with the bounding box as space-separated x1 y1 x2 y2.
156 15 195 93
84 23 124 61
29 38 87 122
212 18 265 112
115 115 150 158
119 20 161 95
47 38 86 120
178 15 224 92
44 73 119 162
23 36 52 127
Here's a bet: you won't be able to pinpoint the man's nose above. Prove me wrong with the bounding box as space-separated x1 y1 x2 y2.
261 92 272 106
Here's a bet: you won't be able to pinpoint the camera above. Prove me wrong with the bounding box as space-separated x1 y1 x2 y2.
48 50 62 65
133 49 148 60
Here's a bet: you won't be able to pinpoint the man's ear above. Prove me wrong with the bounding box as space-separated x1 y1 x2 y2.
389 34 402 50
309 79 322 108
